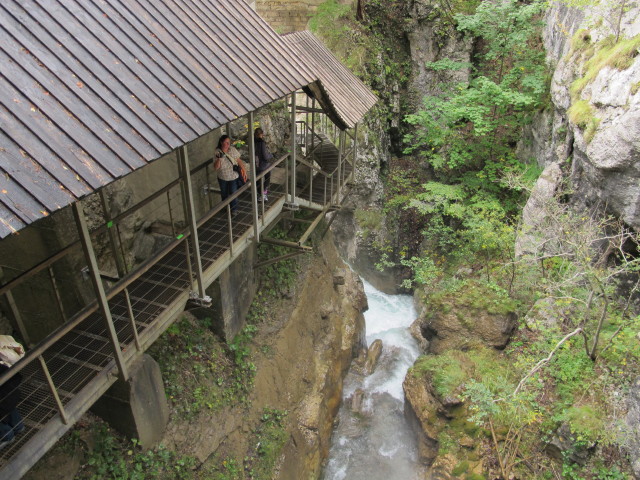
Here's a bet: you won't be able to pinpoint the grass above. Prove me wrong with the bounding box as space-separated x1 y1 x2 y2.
570 34 640 101
568 99 595 129
149 316 260 419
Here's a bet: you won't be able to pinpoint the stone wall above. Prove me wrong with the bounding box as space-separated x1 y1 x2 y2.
256 0 328 33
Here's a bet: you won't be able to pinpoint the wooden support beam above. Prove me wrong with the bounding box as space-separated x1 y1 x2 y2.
254 251 308 269
261 236 313 251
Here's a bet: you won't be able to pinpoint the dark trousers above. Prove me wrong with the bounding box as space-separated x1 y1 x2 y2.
0 408 23 442
256 167 271 194
218 178 238 211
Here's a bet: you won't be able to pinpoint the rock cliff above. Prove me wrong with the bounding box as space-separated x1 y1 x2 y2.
521 2 640 230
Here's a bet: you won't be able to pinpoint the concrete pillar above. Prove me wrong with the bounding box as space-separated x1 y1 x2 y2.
191 244 257 341
91 354 169 447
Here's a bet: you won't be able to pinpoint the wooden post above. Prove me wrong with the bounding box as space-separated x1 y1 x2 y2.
353 123 359 182
311 98 316 149
72 202 129 381
337 130 344 201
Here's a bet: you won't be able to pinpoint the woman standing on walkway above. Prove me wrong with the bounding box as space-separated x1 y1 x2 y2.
214 135 244 215
254 128 273 201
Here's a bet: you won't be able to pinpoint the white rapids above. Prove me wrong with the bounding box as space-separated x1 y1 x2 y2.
322 279 422 480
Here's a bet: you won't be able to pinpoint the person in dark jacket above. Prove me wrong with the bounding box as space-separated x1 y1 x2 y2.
254 128 273 201
0 342 25 449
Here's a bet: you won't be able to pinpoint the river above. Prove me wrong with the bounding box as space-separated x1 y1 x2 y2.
322 279 423 480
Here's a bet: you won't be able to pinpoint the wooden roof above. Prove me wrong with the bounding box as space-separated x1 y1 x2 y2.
0 0 316 238
282 31 378 130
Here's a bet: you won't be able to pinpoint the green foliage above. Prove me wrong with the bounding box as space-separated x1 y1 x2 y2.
257 226 302 297
245 408 289 479
354 208 384 234
149 316 254 418
405 0 547 181
561 405 606 445
308 0 376 77
81 425 196 480
550 346 595 403
412 347 514 399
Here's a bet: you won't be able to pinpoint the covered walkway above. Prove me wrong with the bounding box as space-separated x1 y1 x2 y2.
0 2 377 477
0 130 349 477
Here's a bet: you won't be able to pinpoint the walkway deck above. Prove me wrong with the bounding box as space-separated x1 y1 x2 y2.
0 180 289 478
0 131 350 478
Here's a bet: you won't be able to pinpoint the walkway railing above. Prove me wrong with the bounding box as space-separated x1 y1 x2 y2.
0 108 356 478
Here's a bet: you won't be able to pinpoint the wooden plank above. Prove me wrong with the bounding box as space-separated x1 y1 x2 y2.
81 0 220 129
32 1 192 147
0 30 147 175
65 0 207 138
129 0 254 114
0 63 108 191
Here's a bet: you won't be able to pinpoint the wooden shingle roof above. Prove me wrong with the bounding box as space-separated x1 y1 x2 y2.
0 0 316 238
282 31 378 130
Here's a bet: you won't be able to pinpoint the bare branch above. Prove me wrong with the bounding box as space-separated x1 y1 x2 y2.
513 327 583 396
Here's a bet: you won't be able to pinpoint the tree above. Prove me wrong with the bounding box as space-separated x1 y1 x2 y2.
404 0 547 180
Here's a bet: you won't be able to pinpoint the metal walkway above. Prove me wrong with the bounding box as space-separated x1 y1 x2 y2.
0 177 290 478
0 127 355 478
297 132 352 208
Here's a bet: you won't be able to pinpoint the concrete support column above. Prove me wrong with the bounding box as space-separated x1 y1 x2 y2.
192 244 257 341
91 354 169 447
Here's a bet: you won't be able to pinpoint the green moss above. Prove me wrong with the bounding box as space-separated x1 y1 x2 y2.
570 34 640 101
568 100 594 129
412 352 470 397
412 347 513 399
465 474 486 480
453 461 470 475
429 280 517 316
354 208 384 231
562 405 606 444
631 81 640 95
583 117 601 143
569 29 591 55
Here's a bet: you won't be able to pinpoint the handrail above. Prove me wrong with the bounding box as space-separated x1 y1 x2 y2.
296 157 332 178
0 154 284 388
0 159 214 297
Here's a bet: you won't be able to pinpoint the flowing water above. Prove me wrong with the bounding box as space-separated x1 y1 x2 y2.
322 279 423 480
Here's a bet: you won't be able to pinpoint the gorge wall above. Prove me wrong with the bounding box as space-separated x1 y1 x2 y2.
522 2 640 231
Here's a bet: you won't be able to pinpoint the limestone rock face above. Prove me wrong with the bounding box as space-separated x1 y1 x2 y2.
520 3 640 231
402 371 444 464
363 338 383 375
157 233 366 478
407 0 473 103
515 162 564 257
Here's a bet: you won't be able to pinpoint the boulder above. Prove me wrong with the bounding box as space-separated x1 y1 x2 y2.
403 370 444 464
414 282 518 355
363 339 383 376
545 422 595 466
350 388 366 415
